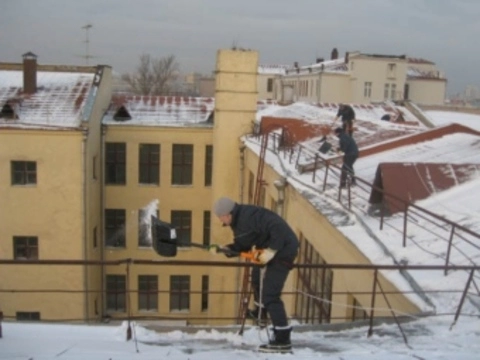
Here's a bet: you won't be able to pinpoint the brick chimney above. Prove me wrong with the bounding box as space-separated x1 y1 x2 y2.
331 48 338 60
22 51 37 94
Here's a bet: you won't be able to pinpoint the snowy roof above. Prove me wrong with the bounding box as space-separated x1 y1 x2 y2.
103 95 215 127
284 58 348 76
407 66 445 80
243 104 480 317
3 317 480 359
258 64 291 75
255 102 425 156
0 69 95 129
103 96 278 127
425 110 480 131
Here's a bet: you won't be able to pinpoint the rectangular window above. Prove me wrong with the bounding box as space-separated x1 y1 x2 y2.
13 236 38 260
105 209 126 247
105 142 126 185
384 83 390 100
138 209 158 247
387 63 396 78
11 161 36 185
202 211 211 246
391 84 397 100
138 275 158 311
204 145 213 186
267 78 273 92
295 236 333 324
352 297 368 321
139 144 160 185
201 275 209 311
106 275 126 312
172 144 193 185
16 312 40 321
171 210 192 246
170 275 190 311
364 82 372 98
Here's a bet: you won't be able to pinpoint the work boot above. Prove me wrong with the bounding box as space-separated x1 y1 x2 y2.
258 326 292 353
247 307 268 328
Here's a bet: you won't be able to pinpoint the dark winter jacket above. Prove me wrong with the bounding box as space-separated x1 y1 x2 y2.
226 204 299 263
337 105 355 122
338 132 359 156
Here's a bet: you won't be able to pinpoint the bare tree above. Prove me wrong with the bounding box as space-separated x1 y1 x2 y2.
122 54 180 95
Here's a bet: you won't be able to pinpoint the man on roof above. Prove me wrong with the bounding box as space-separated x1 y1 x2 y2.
335 127 359 188
334 104 355 136
211 197 299 354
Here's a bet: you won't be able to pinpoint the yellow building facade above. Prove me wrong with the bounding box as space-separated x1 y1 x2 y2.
0 56 112 321
0 50 422 325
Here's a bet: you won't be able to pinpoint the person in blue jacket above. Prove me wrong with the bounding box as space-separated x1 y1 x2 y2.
335 127 359 188
213 197 299 353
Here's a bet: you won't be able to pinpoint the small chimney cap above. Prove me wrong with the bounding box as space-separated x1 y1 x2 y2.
22 51 37 59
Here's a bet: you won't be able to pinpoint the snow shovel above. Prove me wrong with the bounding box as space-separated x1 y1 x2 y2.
151 216 262 262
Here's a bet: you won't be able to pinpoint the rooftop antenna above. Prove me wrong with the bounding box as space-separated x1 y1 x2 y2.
81 23 94 65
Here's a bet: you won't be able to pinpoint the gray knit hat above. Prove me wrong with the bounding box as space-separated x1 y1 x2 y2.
213 197 236 217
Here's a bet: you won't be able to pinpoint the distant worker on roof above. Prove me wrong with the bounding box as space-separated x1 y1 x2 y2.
334 104 355 136
335 127 359 188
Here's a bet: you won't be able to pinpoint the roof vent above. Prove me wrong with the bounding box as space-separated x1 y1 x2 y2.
113 106 132 121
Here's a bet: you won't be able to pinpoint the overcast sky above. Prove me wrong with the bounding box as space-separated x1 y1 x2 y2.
1 0 478 96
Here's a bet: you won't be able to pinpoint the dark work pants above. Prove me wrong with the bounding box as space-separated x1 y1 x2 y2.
251 262 291 328
340 154 358 186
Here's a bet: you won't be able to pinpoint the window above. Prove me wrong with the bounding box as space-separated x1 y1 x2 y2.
295 236 333 324
391 84 397 100
105 209 126 247
384 83 390 100
13 236 38 260
106 275 126 312
172 144 193 185
201 275 209 311
138 275 158 311
352 297 368 321
170 275 190 311
203 211 211 246
387 63 396 78
138 208 158 247
171 211 191 246
364 82 372 98
16 312 40 321
204 145 213 186
139 144 160 185
267 78 273 92
105 143 126 185
11 161 36 185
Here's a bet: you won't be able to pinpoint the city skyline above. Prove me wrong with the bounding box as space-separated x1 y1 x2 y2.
1 0 478 96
